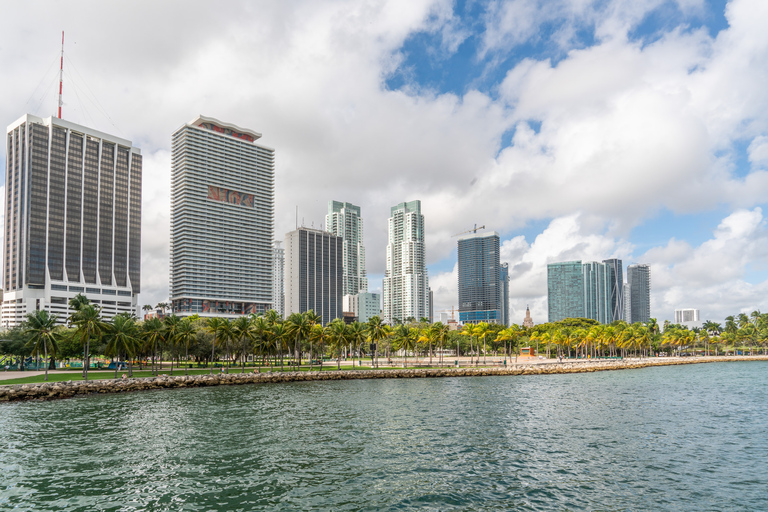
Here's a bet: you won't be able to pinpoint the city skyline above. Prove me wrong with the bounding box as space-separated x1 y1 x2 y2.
1 1 768 327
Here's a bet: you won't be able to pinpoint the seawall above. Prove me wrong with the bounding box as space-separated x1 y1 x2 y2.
2 356 767 402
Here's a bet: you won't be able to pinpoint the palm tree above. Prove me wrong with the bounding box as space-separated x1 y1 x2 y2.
365 315 388 368
393 324 416 368
204 317 225 374
163 315 184 375
328 319 349 370
285 313 312 370
175 319 197 375
69 304 105 382
24 310 60 381
232 316 256 373
475 322 490 365
272 322 289 371
347 322 367 369
304 310 322 370
460 324 478 366
219 319 235 373
105 314 139 378
142 317 165 375
309 323 329 371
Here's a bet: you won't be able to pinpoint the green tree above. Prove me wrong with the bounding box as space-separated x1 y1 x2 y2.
24 310 61 381
105 314 139 378
69 304 106 381
285 313 312 370
175 319 197 375
365 315 389 368
328 319 349 370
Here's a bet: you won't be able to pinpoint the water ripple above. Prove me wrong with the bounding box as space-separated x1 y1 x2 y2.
1 362 767 511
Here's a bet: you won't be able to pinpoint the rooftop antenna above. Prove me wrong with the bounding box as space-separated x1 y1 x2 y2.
58 31 64 119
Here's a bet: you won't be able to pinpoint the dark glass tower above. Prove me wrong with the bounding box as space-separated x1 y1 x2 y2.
2 114 141 327
458 231 502 324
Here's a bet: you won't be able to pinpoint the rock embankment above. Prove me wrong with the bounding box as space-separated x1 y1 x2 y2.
1 356 767 402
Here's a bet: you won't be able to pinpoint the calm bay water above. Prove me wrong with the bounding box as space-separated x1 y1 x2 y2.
1 362 767 511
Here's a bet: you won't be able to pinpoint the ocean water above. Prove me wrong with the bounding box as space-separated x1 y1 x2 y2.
1 361 766 511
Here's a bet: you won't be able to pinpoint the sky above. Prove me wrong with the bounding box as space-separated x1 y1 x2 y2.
2 0 768 327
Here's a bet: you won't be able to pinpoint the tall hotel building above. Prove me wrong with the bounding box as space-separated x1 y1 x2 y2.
325 201 367 296
2 114 141 327
383 200 429 324
457 231 503 324
170 116 274 317
284 227 343 325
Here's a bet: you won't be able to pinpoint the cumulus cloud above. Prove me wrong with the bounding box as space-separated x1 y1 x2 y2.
1 0 767 322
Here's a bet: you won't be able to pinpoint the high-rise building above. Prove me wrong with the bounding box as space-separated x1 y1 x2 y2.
582 261 613 325
343 292 381 324
623 283 632 322
458 231 502 324
285 227 343 325
429 288 434 323
170 116 274 317
602 258 624 321
383 200 429 324
674 308 700 329
325 201 367 296
547 261 584 322
627 263 651 323
500 262 510 326
2 114 141 327
272 240 285 319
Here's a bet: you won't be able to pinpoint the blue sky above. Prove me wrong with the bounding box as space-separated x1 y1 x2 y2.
2 0 768 325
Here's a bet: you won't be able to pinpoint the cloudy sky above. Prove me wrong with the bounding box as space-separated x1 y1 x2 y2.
2 0 768 326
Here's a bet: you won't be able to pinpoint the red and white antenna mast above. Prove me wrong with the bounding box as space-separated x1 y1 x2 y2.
58 31 64 119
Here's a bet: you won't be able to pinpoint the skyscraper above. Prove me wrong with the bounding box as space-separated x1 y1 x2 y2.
547 261 584 322
627 263 651 323
325 201 367 296
284 227 343 325
458 231 502 324
383 200 429 324
272 240 285 319
500 262 510 326
582 261 612 325
602 258 624 321
170 116 274 317
2 114 141 327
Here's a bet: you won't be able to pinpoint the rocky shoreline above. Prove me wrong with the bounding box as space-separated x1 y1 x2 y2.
2 355 767 402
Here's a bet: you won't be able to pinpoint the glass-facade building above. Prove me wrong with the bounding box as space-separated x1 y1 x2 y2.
170 116 274 317
547 261 585 322
325 200 367 296
602 258 624 321
582 261 613 325
458 231 503 324
627 263 651 323
383 200 429 324
2 114 141 327
284 227 343 325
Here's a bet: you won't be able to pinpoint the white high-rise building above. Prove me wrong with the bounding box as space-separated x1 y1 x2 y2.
272 240 285 319
627 263 651 324
170 115 274 317
674 308 701 329
2 114 142 327
383 200 429 324
325 201 367 296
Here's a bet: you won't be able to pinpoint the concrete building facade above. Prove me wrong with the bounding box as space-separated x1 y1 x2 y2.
2 114 141 327
272 240 285 319
627 263 651 323
170 116 274 318
325 200 367 296
383 200 429 324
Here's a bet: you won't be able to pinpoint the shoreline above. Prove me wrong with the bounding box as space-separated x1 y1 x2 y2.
2 355 767 403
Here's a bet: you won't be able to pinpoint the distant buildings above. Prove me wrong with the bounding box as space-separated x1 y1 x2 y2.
548 259 645 324
170 116 274 318
285 227 343 325
547 261 584 322
626 264 651 323
383 200 429 324
675 308 701 329
457 231 504 324
272 241 285 319
343 292 381 324
522 306 534 328
2 114 142 327
325 201 367 296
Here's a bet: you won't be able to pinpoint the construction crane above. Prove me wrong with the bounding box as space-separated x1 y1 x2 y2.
452 224 485 237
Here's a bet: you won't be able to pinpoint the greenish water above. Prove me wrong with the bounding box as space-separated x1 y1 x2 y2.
1 362 767 511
